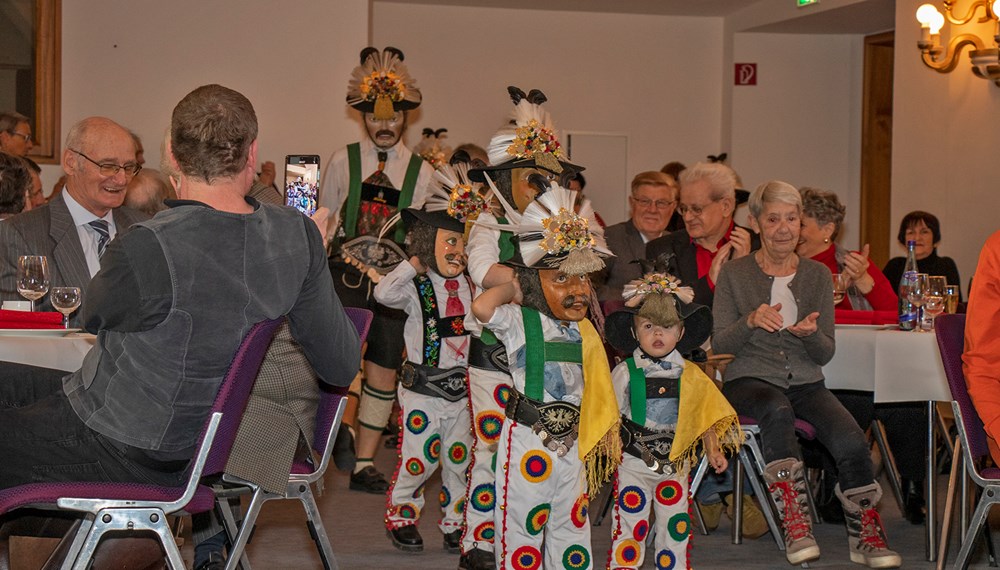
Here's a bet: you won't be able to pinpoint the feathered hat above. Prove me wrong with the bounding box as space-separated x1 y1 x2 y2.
477 181 611 275
346 47 421 120
413 127 451 171
468 86 582 183
402 152 488 234
605 260 713 356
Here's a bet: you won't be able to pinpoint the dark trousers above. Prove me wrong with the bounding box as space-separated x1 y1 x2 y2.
723 377 874 491
329 260 405 369
0 362 186 490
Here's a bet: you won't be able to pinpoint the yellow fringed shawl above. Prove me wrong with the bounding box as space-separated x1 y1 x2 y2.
669 362 744 471
577 317 622 493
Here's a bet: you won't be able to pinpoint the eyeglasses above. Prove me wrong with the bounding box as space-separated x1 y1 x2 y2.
632 197 676 210
677 200 720 217
7 130 31 142
70 149 141 177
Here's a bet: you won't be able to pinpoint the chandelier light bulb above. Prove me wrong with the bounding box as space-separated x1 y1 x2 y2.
993 0 1000 17
916 3 941 26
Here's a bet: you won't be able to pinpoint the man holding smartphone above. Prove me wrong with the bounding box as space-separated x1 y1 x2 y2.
319 46 435 493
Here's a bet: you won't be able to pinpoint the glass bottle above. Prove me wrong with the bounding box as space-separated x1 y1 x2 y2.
898 240 919 331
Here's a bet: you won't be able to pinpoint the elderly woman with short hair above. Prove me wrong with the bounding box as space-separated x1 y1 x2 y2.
796 187 896 311
712 181 900 569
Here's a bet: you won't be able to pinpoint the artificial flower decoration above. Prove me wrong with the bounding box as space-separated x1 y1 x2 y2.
346 47 422 121
622 272 695 307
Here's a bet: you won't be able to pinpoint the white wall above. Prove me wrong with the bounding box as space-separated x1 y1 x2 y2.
730 32 864 248
43 1 369 193
892 0 1000 295
372 2 725 227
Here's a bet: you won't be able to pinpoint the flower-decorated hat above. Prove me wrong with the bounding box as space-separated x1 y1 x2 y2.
468 86 582 183
605 268 713 357
346 47 421 120
402 151 488 234
413 127 451 171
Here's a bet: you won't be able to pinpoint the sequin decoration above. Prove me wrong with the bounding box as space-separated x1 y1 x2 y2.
511 545 542 570
656 479 683 506
449 441 468 464
406 410 429 435
477 411 505 443
521 451 552 484
424 434 442 463
667 512 691 542
562 544 590 569
614 539 641 566
618 486 647 514
525 503 551 536
470 483 496 512
571 494 589 528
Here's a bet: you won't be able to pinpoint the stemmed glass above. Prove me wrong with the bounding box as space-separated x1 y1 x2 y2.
832 273 848 305
16 255 50 311
907 273 928 332
922 276 947 331
50 287 82 329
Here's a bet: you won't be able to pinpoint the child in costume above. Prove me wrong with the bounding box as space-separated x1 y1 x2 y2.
603 270 743 570
472 184 618 570
374 160 488 553
460 86 583 570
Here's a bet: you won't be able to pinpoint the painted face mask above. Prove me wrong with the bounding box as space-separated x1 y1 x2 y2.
538 269 591 322
433 227 466 278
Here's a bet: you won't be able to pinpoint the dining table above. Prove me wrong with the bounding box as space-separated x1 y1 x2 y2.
823 324 951 562
0 330 96 372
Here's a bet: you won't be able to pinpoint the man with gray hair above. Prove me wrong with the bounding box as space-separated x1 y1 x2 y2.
0 111 33 157
646 161 757 308
125 168 176 216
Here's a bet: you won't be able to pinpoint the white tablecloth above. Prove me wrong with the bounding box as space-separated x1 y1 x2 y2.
0 332 96 372
823 325 951 403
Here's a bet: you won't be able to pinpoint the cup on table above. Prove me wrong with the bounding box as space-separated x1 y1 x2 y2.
16 255 50 311
2 300 31 312
832 272 849 305
922 276 947 331
50 287 82 329
945 284 959 314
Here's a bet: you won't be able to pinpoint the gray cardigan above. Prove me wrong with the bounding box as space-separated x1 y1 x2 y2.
711 254 835 388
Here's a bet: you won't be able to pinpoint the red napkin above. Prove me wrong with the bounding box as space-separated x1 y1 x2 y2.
834 309 899 326
0 309 65 329
872 310 898 325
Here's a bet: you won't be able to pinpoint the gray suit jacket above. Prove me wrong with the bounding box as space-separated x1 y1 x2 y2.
597 220 649 302
0 193 148 326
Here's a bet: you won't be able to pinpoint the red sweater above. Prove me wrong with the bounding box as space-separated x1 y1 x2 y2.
810 244 897 311
964 230 1000 465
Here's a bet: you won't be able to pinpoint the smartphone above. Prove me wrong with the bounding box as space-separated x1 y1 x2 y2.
284 155 321 216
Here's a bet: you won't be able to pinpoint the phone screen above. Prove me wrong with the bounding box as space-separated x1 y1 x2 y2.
284 155 320 216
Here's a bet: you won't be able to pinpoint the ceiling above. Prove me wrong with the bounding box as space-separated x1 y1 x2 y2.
378 0 896 34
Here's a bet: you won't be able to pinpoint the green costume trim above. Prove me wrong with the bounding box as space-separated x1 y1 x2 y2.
342 143 423 243
521 306 583 401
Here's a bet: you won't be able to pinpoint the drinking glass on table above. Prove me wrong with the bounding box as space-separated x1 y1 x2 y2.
50 287 82 328
16 255 50 311
945 285 959 314
922 276 947 331
907 273 928 331
832 272 849 305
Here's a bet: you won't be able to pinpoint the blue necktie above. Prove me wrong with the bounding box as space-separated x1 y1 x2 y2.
88 219 110 257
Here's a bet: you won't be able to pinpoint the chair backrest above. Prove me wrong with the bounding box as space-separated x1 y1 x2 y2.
935 313 989 461
312 307 372 457
200 318 284 477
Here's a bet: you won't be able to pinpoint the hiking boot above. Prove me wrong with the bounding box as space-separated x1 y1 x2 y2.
764 458 820 565
724 493 769 539
837 482 902 568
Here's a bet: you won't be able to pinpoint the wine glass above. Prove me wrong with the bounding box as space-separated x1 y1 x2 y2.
832 273 848 305
50 287 82 329
16 255 50 311
922 276 947 331
907 273 928 331
945 284 960 314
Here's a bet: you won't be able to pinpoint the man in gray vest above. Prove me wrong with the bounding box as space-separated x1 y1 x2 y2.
0 84 359 490
319 46 435 493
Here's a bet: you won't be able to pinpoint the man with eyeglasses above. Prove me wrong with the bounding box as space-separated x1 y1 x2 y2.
318 47 435 494
0 116 148 324
0 111 34 157
596 171 677 302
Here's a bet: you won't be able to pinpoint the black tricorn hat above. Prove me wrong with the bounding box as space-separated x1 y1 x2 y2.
604 297 713 358
402 207 464 234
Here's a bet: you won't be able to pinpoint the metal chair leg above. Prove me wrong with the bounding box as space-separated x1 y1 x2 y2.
954 491 995 570
871 419 906 512
689 456 710 536
936 439 962 570
300 488 339 570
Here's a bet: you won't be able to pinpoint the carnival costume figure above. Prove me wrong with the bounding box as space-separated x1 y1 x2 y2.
603 268 742 570
471 184 617 570
459 86 583 570
321 47 436 493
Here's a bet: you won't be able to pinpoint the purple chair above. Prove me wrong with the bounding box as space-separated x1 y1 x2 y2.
0 318 283 570
217 307 372 570
935 313 1000 569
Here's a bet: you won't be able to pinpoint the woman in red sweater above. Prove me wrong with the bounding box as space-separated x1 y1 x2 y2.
796 187 897 311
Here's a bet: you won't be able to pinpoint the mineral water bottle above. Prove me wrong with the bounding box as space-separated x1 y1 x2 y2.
898 240 919 330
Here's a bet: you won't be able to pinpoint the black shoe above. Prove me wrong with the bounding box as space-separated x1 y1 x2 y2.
332 424 356 472
443 529 462 553
350 465 390 493
903 478 926 525
459 548 497 570
387 524 424 552
194 552 225 570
